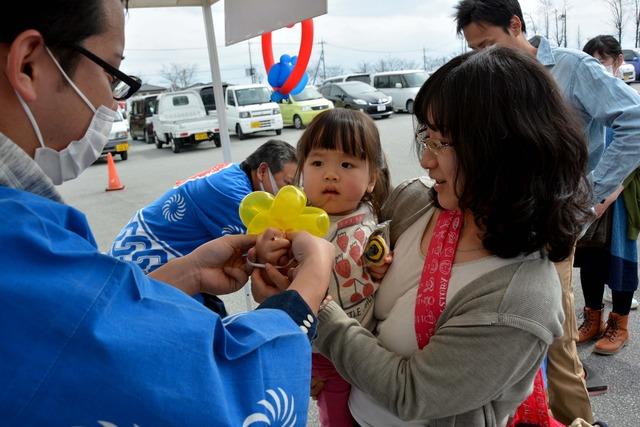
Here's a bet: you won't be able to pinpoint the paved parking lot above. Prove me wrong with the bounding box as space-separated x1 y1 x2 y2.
59 112 639 426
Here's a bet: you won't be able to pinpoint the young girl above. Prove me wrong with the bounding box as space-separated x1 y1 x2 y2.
253 108 390 426
297 108 390 426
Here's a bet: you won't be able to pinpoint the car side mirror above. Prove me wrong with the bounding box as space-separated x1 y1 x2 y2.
395 82 402 89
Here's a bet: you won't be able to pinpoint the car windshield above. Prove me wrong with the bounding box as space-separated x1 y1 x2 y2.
340 81 376 95
403 71 430 87
235 87 272 106
291 87 323 101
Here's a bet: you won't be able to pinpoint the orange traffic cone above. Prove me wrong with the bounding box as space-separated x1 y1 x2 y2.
105 153 125 191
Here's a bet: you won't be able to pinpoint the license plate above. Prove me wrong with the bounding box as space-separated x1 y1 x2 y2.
251 121 261 129
377 105 385 112
115 143 128 152
194 132 208 141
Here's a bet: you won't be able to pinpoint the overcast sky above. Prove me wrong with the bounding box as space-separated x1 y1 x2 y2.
122 0 639 87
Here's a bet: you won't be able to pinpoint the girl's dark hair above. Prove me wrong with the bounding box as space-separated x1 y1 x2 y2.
414 46 593 261
0 0 129 75
296 108 391 218
583 35 622 58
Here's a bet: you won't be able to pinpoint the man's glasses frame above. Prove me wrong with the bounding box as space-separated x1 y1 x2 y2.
69 45 141 101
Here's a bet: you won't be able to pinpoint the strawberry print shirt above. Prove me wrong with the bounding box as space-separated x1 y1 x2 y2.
326 203 379 331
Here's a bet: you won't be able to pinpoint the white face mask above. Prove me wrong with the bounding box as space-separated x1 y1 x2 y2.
258 166 280 194
15 47 116 185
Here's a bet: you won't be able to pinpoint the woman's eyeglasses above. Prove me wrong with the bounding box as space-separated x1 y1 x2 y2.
68 45 141 101
414 127 453 156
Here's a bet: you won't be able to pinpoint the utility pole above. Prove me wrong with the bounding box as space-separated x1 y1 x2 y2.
423 47 427 71
563 12 567 48
321 39 326 81
247 41 256 83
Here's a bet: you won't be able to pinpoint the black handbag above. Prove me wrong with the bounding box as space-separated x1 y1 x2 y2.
577 208 612 248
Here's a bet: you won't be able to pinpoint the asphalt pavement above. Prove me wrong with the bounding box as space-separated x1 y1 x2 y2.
58 113 639 426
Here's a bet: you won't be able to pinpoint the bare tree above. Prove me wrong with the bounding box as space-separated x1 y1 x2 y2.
352 61 372 73
576 25 583 49
635 0 640 47
538 0 554 38
604 0 629 44
525 12 539 35
160 63 197 91
371 57 419 72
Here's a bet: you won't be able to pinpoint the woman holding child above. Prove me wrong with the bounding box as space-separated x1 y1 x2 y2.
254 46 592 426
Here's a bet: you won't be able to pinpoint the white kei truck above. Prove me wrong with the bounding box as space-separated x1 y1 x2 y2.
152 90 220 153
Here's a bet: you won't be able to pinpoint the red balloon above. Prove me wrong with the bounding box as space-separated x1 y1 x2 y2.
261 19 314 96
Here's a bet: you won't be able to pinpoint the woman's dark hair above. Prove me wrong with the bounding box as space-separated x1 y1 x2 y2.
454 0 526 34
296 108 391 218
583 35 622 59
0 0 129 75
414 46 592 261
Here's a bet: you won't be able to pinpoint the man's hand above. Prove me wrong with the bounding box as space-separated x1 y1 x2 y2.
150 234 256 296
254 228 291 266
251 231 334 313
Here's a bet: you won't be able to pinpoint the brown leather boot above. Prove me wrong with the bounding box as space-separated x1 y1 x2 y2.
578 307 605 343
594 312 629 355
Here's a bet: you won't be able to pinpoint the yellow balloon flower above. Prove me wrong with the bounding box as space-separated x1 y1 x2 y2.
239 185 330 237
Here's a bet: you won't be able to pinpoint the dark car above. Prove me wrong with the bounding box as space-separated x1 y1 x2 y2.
129 94 158 143
318 81 393 118
623 49 640 81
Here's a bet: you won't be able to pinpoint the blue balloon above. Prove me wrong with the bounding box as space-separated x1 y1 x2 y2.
271 91 287 102
268 63 283 87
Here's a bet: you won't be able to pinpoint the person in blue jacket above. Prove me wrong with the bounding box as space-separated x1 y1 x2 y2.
0 0 334 425
109 139 297 316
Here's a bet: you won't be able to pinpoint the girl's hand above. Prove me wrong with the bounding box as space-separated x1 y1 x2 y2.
254 228 291 266
368 252 393 281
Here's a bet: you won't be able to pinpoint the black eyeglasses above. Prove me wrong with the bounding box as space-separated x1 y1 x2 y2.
69 45 141 101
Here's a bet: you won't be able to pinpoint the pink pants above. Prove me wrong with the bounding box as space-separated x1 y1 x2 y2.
312 353 354 427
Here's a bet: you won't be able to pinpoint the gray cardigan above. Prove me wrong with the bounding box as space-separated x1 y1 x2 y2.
315 178 564 426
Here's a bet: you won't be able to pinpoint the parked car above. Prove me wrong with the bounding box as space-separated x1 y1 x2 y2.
623 49 640 81
128 94 158 143
371 70 430 113
102 109 129 160
320 73 371 87
278 86 333 129
318 81 393 118
225 84 283 139
619 62 636 83
152 90 220 153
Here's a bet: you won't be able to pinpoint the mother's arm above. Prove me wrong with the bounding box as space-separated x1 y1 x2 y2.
315 302 546 421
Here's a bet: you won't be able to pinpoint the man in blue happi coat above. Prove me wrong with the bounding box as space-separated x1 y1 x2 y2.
0 0 334 425
109 139 297 316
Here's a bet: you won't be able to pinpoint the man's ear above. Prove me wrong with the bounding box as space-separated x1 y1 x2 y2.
257 162 269 181
509 15 523 36
5 30 46 103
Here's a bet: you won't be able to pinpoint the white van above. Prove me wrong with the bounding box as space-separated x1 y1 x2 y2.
371 70 430 113
225 84 283 140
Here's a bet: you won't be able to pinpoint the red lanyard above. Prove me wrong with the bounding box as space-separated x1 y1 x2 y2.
415 209 463 349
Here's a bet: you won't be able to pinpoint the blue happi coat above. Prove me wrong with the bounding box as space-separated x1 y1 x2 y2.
109 163 251 273
0 187 311 426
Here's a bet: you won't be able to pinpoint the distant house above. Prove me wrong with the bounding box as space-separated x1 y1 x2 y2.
136 83 167 97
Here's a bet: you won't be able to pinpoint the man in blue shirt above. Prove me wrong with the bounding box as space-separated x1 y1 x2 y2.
455 0 640 424
0 0 334 424
109 139 296 315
